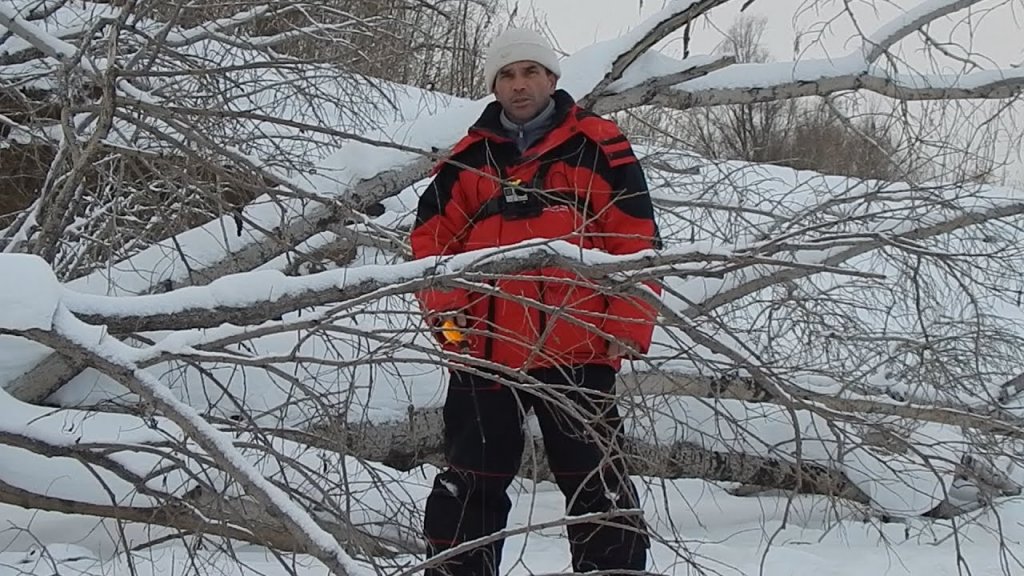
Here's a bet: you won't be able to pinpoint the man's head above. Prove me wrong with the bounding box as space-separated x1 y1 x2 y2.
484 28 561 123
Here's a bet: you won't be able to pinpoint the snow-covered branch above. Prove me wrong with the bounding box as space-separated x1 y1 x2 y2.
590 55 735 115
0 4 85 63
59 241 884 333
656 66 1024 110
579 0 731 107
861 0 980 64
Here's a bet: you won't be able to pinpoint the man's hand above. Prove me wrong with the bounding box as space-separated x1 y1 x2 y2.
608 338 640 360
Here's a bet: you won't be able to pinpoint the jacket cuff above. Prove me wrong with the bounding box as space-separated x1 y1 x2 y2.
602 296 657 355
416 287 470 317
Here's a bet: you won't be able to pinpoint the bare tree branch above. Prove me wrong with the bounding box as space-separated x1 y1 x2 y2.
8 310 365 576
579 0 733 108
0 428 403 556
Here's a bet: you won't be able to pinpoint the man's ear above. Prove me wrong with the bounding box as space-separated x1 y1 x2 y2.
547 71 557 93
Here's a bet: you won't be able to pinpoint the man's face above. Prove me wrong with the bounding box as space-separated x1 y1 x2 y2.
493 61 557 123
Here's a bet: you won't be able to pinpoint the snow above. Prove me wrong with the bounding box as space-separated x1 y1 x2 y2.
5 0 1024 573
0 254 60 331
0 4 83 61
61 239 699 321
2 477 1024 575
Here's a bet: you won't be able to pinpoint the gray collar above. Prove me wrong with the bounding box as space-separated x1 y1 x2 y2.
500 97 556 153
499 97 556 133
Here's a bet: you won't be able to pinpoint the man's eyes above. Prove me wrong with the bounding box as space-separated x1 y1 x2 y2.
500 68 538 79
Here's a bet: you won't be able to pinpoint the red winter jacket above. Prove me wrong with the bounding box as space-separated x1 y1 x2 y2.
411 90 661 370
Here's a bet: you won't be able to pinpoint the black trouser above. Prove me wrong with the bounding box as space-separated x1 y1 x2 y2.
423 364 648 576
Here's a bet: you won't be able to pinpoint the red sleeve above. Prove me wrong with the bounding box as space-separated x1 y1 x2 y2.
410 161 472 317
590 127 662 354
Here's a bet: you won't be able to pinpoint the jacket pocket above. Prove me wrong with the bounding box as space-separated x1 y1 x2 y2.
538 267 608 359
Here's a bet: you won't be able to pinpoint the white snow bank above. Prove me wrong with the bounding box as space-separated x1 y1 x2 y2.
4 476 1024 576
0 254 60 331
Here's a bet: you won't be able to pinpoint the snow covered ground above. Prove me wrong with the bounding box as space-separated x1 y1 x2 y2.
3 474 1023 576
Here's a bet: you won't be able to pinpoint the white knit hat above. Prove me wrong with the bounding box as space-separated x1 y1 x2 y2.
483 28 561 90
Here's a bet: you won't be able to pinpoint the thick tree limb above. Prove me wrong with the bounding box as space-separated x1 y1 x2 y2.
658 69 1024 110
5 353 85 403
62 246 754 333
300 405 873 508
331 402 1017 521
333 399 1012 519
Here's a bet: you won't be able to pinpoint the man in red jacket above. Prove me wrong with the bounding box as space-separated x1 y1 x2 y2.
411 28 660 576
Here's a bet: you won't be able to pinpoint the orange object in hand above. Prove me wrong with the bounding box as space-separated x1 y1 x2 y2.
441 319 467 346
